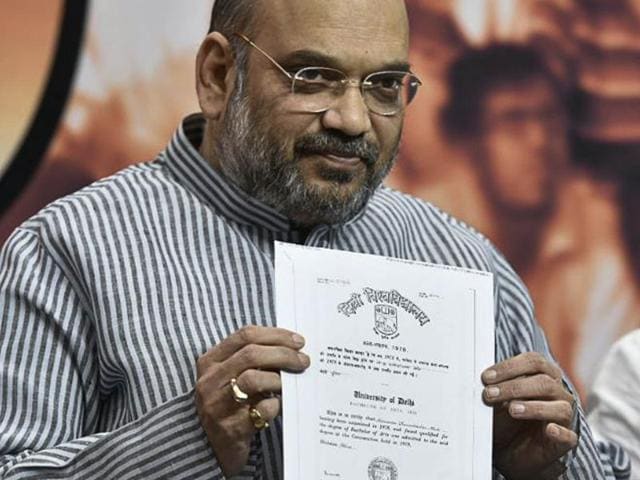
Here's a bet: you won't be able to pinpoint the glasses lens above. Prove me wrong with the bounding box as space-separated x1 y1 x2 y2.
290 68 421 115
363 72 421 115
292 67 346 112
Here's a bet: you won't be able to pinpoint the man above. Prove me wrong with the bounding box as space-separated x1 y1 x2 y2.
0 1 627 479
440 44 571 278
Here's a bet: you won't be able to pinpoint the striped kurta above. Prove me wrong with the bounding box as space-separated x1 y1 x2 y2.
0 114 629 479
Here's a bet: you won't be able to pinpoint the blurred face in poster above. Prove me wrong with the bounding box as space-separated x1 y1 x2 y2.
204 0 412 227
477 77 569 216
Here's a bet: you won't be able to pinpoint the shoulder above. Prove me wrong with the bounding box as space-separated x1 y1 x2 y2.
613 329 640 351
2 156 195 291
368 186 500 266
17 157 179 243
367 188 539 353
596 330 640 377
5 156 200 281
373 186 491 239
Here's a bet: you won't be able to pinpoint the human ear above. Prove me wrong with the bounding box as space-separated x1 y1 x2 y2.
196 32 237 121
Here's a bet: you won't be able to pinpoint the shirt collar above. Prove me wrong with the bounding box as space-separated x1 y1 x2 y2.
162 113 292 232
161 113 371 233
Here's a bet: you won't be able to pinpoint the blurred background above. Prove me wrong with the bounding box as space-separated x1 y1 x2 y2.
1 0 639 402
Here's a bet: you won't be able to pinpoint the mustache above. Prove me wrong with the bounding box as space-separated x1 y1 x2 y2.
294 132 379 166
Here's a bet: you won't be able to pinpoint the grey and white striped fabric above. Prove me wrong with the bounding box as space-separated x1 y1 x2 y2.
0 114 629 479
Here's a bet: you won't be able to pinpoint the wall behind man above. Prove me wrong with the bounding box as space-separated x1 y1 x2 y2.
0 0 210 242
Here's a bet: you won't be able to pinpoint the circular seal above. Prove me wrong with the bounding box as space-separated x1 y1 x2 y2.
368 457 398 480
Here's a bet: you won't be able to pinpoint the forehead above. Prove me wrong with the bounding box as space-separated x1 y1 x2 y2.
253 0 409 72
484 78 561 113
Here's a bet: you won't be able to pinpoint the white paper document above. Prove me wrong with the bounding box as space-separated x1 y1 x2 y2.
275 242 495 479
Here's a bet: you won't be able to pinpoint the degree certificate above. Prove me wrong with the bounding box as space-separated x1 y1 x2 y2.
275 243 494 479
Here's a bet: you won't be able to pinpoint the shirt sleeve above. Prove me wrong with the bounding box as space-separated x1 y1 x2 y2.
489 249 631 480
0 228 223 479
588 331 640 479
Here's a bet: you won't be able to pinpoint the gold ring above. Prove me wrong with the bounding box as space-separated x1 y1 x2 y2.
230 378 249 404
249 407 269 430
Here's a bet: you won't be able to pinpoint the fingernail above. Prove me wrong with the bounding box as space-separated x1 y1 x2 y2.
486 387 500 398
298 353 310 366
292 334 305 347
483 369 497 381
548 424 560 437
511 403 526 415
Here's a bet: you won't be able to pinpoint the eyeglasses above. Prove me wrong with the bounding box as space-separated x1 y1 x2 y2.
234 33 422 117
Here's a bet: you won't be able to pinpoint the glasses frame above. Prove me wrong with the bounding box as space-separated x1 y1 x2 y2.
233 33 421 117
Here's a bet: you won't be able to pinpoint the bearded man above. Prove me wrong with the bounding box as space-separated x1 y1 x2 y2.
0 0 629 479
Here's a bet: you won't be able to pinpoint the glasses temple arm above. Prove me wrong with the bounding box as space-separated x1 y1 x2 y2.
233 33 293 80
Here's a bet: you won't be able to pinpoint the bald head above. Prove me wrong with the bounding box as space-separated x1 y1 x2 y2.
209 0 409 53
256 0 409 40
244 0 409 80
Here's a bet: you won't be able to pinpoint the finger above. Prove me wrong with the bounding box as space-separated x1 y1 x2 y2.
201 387 282 429
236 369 282 399
508 400 574 427
482 352 563 385
218 344 310 381
483 374 572 405
251 397 281 424
199 325 306 368
545 423 578 456
198 344 309 393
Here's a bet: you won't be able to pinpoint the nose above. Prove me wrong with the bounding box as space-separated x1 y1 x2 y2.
321 85 372 137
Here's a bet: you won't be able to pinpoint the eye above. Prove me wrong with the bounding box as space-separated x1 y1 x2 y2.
370 73 404 91
292 68 345 94
296 68 324 82
365 73 406 103
294 67 344 83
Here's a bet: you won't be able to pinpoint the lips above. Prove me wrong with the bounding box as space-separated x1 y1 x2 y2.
298 151 365 174
301 148 370 167
319 152 363 167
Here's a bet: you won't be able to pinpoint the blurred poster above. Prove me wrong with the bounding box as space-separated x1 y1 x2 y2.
393 0 640 400
0 0 64 177
0 0 210 241
1 0 639 402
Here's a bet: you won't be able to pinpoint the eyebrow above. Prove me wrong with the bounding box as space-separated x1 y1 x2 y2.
279 49 412 73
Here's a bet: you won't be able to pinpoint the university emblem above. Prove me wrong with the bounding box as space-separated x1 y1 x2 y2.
374 304 398 337
368 457 398 480
337 287 430 341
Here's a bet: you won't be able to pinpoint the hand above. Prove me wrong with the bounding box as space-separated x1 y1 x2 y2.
195 325 310 477
482 352 578 480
